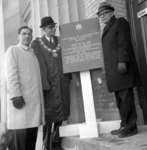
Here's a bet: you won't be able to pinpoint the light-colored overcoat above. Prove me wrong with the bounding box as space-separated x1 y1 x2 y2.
5 44 45 129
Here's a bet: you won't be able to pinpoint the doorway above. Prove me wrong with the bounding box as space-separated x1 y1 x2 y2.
126 0 147 124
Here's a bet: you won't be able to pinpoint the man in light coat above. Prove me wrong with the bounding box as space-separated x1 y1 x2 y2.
5 26 44 150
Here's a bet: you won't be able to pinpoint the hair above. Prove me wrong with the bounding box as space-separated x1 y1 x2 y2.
18 26 33 34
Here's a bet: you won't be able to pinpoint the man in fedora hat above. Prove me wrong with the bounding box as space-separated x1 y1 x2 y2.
96 2 140 138
31 16 71 150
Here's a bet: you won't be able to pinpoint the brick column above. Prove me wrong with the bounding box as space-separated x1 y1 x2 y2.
47 0 60 35
30 0 41 37
58 0 70 24
0 0 7 132
30 0 49 37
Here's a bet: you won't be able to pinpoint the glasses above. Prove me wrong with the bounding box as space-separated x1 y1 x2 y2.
46 25 57 29
98 10 112 17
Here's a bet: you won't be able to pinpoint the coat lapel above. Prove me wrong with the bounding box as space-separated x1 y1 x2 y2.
42 36 51 47
102 16 116 40
42 36 57 49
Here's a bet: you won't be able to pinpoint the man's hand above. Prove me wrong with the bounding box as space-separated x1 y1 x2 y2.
118 62 127 74
11 96 25 109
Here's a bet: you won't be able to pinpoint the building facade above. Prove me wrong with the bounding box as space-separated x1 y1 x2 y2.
1 0 147 129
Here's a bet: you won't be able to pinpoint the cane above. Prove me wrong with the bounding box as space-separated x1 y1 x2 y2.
43 127 49 150
49 122 55 150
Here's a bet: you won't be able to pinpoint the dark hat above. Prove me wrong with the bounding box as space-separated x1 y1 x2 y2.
40 16 56 28
97 1 114 15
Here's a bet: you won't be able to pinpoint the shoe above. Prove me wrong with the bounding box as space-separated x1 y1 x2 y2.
118 127 138 138
111 127 125 135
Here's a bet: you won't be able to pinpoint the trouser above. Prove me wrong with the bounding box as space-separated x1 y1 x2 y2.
43 121 62 150
136 86 147 124
8 127 38 150
115 88 137 129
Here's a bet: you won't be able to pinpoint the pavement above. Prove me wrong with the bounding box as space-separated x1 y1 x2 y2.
61 126 147 150
0 124 146 150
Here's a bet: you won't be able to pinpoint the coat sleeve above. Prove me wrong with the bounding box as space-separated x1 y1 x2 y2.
117 18 131 63
5 47 22 99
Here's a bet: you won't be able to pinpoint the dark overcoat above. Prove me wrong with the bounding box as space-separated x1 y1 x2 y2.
101 16 140 92
31 35 71 122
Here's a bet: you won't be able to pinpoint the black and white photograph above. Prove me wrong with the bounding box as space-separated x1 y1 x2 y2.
0 0 147 150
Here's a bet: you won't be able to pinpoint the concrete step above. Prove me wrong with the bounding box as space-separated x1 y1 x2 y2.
62 125 147 150
59 120 121 137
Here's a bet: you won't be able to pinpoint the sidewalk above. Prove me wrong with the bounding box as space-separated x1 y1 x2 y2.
62 126 147 150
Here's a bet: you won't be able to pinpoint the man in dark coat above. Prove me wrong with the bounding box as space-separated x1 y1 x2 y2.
31 16 71 150
97 2 140 138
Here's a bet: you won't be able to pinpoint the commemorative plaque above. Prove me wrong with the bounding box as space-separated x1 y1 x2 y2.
60 17 103 73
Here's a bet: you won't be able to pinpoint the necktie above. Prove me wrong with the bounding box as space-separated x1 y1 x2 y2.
50 37 54 43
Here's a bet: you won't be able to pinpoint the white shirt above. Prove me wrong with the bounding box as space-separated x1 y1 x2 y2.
45 35 54 43
18 43 34 53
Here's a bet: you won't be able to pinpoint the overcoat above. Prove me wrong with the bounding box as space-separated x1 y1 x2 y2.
5 44 44 129
101 16 140 92
31 36 71 122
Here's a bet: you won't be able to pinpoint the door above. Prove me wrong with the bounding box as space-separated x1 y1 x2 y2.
126 0 147 97
126 0 147 123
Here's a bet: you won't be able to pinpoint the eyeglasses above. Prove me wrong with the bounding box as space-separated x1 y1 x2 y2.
46 25 57 29
98 10 112 17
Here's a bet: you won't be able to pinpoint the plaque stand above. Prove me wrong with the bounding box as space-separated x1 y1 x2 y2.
79 71 98 138
60 71 98 138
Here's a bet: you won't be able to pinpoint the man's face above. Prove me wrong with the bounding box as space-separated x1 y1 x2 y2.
43 25 56 37
98 11 114 24
18 28 32 46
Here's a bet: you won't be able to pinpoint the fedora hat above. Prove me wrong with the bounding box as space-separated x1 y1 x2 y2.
40 16 56 28
97 1 114 15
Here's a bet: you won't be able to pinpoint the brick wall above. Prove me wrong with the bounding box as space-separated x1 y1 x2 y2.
82 0 127 18
111 0 127 18
91 69 119 121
